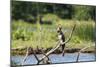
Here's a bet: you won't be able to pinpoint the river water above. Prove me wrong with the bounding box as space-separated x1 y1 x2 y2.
11 53 95 65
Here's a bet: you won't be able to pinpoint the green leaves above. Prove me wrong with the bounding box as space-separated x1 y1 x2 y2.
12 29 32 41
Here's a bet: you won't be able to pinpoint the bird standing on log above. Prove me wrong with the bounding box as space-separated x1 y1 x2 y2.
57 24 65 56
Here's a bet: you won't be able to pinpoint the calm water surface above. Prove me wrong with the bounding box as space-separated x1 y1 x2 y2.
11 53 95 65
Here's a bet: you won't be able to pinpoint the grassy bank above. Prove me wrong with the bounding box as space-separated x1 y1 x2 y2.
11 15 95 53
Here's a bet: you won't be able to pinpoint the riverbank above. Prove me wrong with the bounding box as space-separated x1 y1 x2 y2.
11 46 95 56
11 20 96 56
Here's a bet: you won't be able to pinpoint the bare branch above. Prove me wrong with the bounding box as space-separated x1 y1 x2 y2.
21 47 29 65
63 24 76 44
37 24 76 64
21 24 76 65
76 45 94 62
41 48 50 61
33 51 40 62
37 41 60 64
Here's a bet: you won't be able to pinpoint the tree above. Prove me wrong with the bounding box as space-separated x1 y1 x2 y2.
73 5 96 21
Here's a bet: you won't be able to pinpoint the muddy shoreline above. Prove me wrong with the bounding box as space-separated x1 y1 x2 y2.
11 47 95 56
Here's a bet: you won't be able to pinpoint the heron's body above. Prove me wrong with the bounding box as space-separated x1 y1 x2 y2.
57 26 65 56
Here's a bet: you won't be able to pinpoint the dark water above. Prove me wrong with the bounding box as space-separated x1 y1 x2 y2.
11 53 95 65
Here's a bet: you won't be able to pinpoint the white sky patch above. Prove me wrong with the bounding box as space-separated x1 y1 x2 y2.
16 0 96 6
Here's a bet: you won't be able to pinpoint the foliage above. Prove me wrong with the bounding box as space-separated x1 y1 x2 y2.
11 1 96 49
11 1 96 21
11 19 95 49
73 5 96 21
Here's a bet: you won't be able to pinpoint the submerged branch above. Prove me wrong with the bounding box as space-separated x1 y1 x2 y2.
33 51 39 62
21 47 29 65
76 45 94 62
37 41 60 64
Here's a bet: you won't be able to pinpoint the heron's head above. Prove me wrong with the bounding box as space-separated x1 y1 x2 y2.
57 24 62 33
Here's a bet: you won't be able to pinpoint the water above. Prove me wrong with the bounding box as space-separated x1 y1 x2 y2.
11 53 95 65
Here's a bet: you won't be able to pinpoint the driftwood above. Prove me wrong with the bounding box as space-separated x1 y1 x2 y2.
76 45 95 62
21 47 29 65
21 47 33 65
22 24 76 65
37 24 76 64
37 41 60 64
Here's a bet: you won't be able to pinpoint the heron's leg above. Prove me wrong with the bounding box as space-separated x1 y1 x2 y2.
62 44 65 56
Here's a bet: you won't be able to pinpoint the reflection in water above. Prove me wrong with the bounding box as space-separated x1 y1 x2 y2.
11 53 95 65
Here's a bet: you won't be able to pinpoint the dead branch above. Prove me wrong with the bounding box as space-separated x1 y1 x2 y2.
37 24 76 64
21 24 76 65
41 48 50 61
41 50 51 64
63 24 76 44
33 51 39 62
76 45 94 62
37 42 60 64
21 47 29 65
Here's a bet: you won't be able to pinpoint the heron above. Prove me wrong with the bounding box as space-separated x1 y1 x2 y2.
57 24 65 56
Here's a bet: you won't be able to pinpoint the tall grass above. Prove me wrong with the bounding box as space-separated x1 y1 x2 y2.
74 21 95 42
11 18 95 49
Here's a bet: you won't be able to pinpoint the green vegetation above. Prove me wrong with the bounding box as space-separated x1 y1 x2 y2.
11 1 96 52
11 18 95 49
11 1 96 21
